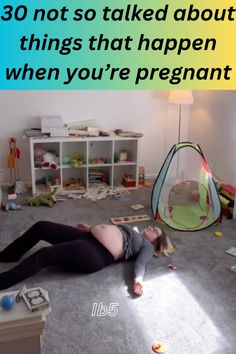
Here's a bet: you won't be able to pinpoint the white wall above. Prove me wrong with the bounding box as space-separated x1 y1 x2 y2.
188 91 236 185
0 90 184 184
2 90 234 187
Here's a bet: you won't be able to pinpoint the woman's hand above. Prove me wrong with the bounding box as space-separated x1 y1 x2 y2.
76 223 91 232
133 281 143 296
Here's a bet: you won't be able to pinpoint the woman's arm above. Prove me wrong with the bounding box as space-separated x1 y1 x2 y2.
133 240 154 296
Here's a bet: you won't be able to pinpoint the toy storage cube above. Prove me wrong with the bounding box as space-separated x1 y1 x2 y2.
0 290 51 354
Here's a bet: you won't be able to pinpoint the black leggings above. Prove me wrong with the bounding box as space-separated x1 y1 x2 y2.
0 221 115 290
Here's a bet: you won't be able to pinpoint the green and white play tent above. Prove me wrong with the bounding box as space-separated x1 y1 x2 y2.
151 142 221 231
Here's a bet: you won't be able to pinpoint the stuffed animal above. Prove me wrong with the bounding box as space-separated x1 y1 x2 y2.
26 191 56 207
34 145 47 168
34 146 59 170
42 152 59 170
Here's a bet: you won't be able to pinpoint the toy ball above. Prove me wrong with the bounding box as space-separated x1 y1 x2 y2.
214 231 223 238
0 295 15 311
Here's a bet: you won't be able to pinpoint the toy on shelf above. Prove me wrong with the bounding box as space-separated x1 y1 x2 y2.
114 151 134 164
122 174 136 188
66 152 84 168
89 170 109 185
34 145 59 170
62 156 70 165
36 176 61 186
114 152 119 163
34 145 47 168
90 157 110 165
63 178 85 191
42 152 59 170
35 176 61 195
70 160 82 168
119 150 128 161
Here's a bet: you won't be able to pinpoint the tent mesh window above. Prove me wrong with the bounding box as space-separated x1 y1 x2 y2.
151 142 221 231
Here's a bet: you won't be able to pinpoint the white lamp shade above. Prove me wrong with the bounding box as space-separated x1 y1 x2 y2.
168 90 194 105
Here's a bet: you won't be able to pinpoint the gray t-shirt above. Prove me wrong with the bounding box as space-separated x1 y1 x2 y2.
117 224 154 280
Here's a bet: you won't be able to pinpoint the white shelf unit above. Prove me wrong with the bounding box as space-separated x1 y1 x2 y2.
29 136 140 195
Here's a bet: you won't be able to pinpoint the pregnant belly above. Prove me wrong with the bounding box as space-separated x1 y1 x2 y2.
91 225 124 261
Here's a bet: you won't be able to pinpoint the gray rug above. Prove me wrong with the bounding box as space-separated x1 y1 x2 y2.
0 188 236 354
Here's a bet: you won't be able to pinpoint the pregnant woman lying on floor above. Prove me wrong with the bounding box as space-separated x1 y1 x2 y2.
0 221 175 295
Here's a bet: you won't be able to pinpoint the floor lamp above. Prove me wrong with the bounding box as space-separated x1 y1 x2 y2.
168 90 194 144
168 90 194 176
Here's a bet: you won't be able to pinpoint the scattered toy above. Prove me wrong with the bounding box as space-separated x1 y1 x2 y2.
152 341 167 353
16 286 27 303
55 197 66 202
14 285 50 312
67 193 83 200
7 190 17 200
143 179 155 188
122 174 136 188
113 194 131 201
113 189 131 201
4 202 22 211
225 246 236 257
26 190 56 207
116 189 130 196
111 214 151 225
230 265 236 272
131 204 144 210
168 264 177 270
0 294 16 311
83 185 116 202
214 231 223 238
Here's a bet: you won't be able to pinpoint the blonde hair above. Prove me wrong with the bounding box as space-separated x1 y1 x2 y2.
153 230 176 257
